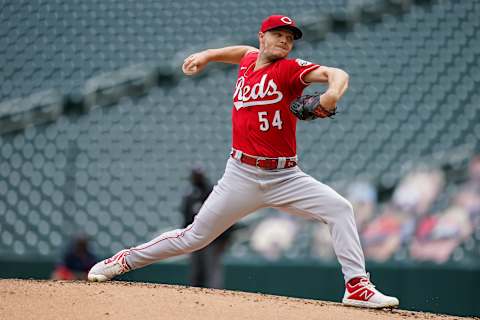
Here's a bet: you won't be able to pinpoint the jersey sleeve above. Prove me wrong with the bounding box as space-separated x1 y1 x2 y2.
283 58 320 97
239 50 258 67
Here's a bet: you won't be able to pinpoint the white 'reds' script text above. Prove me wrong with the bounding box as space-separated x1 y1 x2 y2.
233 74 283 109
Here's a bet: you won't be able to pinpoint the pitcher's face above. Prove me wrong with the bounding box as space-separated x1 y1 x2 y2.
259 28 294 61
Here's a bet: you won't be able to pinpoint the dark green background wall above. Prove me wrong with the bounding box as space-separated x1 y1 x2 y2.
1 258 478 317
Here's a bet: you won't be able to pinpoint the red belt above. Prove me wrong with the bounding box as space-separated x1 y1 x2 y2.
231 149 297 170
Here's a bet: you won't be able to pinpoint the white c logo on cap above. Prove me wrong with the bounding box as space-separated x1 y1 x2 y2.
280 16 292 24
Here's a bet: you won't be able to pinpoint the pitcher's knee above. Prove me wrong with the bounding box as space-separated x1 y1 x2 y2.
333 197 354 216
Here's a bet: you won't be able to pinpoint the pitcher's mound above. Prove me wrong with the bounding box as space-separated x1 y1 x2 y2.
0 279 471 320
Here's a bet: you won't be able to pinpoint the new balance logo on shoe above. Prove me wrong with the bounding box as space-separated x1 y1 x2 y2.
342 276 399 309
353 287 375 301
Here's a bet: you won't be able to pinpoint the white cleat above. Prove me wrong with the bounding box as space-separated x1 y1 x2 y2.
342 275 399 309
88 249 132 282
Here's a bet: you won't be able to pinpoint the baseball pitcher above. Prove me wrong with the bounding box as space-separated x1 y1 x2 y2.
88 15 399 309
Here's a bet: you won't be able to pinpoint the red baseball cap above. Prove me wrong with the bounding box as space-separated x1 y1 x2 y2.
260 15 303 40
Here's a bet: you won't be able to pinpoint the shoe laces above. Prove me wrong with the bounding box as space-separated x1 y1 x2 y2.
359 273 376 290
105 250 131 272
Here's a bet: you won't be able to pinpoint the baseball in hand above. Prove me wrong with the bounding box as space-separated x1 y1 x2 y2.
182 54 199 75
182 63 198 75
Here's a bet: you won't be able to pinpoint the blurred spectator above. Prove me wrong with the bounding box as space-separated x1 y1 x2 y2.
410 206 472 263
51 234 97 280
410 155 480 263
392 166 445 216
181 165 234 288
453 155 480 220
250 214 299 260
362 205 411 262
362 166 444 262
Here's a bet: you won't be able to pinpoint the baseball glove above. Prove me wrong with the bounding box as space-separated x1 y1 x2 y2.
290 94 336 120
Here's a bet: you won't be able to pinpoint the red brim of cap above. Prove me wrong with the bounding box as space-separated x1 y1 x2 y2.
266 25 303 40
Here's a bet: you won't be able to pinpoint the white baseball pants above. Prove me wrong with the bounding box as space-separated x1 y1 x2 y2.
126 157 367 283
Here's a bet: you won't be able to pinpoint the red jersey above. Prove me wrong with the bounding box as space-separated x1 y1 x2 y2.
231 51 320 158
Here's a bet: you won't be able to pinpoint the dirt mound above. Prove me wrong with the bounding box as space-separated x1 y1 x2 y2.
0 279 472 320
